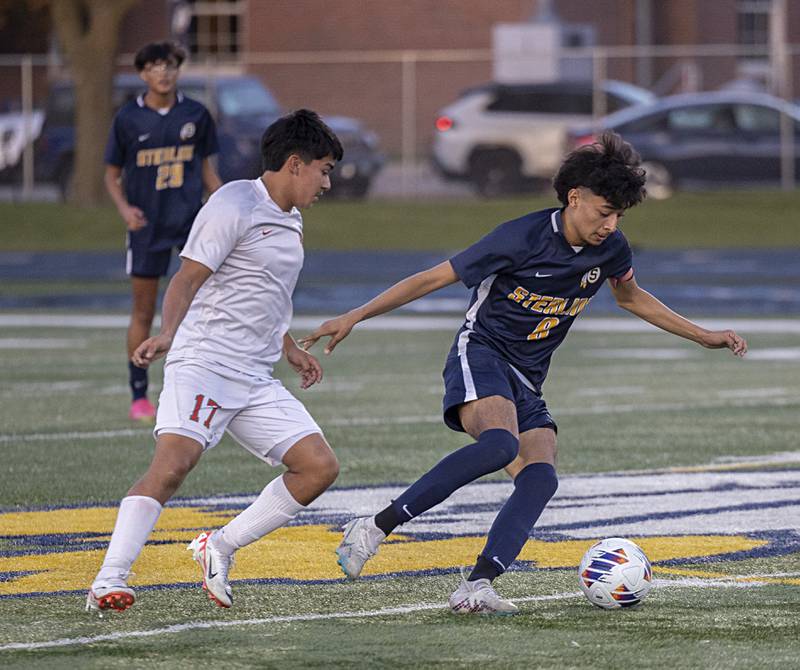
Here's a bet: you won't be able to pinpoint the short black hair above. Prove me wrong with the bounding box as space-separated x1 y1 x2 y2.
553 131 646 210
134 41 186 71
260 109 344 171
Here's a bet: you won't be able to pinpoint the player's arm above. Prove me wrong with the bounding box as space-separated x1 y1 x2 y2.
131 259 212 367
201 157 222 195
104 165 147 231
300 260 459 354
283 333 323 389
610 274 747 356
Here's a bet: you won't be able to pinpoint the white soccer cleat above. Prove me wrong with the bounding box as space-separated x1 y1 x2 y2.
85 581 135 614
188 531 234 608
448 575 519 615
335 516 386 580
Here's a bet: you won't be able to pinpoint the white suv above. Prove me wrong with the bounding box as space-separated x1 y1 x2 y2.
432 80 654 196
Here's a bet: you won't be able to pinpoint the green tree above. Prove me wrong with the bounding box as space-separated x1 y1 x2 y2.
47 0 139 204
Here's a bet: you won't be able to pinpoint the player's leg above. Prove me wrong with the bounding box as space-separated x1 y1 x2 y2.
452 390 559 614
87 433 203 613
128 275 159 361
337 395 519 580
337 348 521 580
210 433 337 555
88 361 229 612
126 244 171 423
468 427 558 581
377 395 518 532
128 275 159 421
446 397 531 614
190 383 336 608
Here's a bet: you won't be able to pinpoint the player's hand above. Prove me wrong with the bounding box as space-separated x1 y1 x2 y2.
299 314 357 355
286 346 323 389
131 334 172 368
699 329 748 357
121 204 148 232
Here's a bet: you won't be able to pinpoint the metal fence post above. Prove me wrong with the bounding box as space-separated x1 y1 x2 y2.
21 54 34 199
401 51 417 198
770 0 795 190
592 47 607 122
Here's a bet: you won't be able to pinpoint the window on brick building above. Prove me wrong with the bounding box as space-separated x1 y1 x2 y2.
737 0 771 60
185 0 244 62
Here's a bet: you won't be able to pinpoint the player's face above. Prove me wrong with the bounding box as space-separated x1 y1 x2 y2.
563 187 625 246
292 155 335 209
139 59 180 96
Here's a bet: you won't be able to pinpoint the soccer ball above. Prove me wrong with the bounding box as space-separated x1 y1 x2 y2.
578 537 653 609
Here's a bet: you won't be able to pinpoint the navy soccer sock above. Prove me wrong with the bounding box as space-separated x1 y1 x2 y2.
469 462 558 581
128 361 148 401
374 428 519 536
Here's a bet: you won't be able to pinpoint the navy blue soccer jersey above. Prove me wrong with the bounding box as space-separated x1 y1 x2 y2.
448 207 633 393
104 92 219 250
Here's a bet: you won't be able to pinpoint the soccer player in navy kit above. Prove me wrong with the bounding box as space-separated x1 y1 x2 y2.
301 132 748 614
104 41 221 423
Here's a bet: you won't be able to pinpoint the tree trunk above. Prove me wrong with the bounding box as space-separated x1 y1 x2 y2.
49 0 139 205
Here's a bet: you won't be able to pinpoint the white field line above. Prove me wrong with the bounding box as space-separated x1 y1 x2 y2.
3 313 800 334
3 393 800 445
0 338 87 349
0 591 581 652
0 573 786 653
652 578 762 588
0 428 150 444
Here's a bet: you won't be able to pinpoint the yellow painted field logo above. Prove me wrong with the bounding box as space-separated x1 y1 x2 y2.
2 464 799 598
0 504 771 597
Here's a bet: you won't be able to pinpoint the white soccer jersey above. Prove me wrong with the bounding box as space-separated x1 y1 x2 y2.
168 178 304 378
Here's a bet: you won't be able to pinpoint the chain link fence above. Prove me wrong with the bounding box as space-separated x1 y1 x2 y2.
0 43 798 200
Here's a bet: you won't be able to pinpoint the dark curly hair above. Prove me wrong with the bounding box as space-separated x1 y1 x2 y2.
553 131 646 210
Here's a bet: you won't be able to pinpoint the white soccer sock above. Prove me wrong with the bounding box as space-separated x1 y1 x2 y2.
211 475 304 555
94 495 162 586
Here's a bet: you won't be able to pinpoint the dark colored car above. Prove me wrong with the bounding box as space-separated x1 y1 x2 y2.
35 74 383 199
567 90 800 198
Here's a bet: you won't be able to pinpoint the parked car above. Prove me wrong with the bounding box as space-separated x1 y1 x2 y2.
0 109 44 179
431 79 655 196
35 74 384 199
567 90 800 199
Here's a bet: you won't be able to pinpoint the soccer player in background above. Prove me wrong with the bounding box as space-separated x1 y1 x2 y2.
301 132 748 615
86 110 343 613
104 41 222 423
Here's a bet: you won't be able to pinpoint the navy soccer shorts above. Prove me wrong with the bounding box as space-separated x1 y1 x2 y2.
442 343 557 435
126 230 185 278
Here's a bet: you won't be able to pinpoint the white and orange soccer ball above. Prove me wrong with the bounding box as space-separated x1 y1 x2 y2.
578 537 653 609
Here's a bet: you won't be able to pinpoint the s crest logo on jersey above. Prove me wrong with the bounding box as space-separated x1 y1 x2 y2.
180 122 196 140
580 267 601 289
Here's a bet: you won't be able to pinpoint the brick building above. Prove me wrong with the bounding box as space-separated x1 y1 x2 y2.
112 0 800 154
5 0 800 154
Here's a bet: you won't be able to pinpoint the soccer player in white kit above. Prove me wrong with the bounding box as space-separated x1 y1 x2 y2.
86 109 344 612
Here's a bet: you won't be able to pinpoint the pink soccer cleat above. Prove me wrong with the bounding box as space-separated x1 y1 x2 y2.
129 398 156 423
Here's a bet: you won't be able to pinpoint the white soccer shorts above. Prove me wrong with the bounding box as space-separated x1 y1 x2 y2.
155 360 323 466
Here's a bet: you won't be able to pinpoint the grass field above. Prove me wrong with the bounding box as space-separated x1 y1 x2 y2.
1 315 799 668
4 188 800 252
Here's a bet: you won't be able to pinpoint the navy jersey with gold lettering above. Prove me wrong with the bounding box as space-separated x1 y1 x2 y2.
104 92 219 250
449 207 633 394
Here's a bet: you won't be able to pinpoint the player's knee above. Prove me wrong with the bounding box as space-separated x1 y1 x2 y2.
160 462 191 491
480 428 519 469
318 450 339 487
541 464 559 499
300 447 339 488
517 462 559 500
